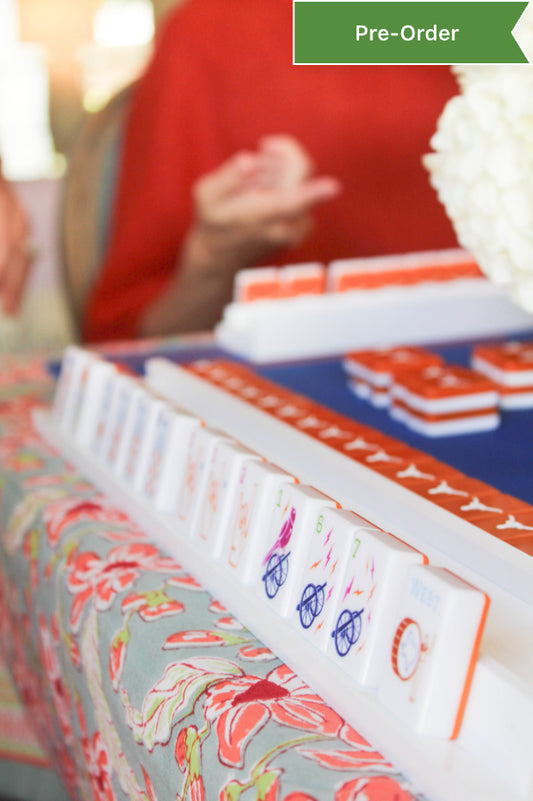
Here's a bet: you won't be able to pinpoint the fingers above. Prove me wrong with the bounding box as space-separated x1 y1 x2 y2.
237 174 341 223
258 134 314 188
194 150 260 207
279 175 342 215
190 137 342 266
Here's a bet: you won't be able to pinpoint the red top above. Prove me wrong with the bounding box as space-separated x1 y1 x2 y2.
83 0 458 342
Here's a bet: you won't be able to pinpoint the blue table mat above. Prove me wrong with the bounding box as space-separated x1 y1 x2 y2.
258 345 533 505
48 334 533 505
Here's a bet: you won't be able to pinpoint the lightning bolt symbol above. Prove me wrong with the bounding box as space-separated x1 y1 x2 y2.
342 577 354 602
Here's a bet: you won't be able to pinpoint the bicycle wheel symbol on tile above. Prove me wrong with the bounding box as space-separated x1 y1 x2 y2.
332 608 364 656
262 552 291 598
297 582 327 629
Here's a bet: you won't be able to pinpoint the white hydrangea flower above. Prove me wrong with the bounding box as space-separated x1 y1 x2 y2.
425 52 533 312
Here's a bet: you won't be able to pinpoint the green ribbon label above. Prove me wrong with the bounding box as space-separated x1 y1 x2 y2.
293 2 529 64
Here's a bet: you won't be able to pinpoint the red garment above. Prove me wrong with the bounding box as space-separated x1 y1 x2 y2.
83 0 458 342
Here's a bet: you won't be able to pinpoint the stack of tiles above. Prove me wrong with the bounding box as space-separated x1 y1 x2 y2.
390 365 500 437
343 346 443 407
47 346 492 741
471 341 533 410
328 248 482 293
232 249 480 302
233 263 326 302
188 359 533 553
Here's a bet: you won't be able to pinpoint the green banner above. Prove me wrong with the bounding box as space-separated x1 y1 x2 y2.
293 2 529 64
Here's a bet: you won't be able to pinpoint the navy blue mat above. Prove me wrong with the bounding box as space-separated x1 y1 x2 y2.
257 340 533 505
48 335 533 505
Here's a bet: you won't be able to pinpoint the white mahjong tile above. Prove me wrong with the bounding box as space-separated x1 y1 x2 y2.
101 374 143 471
499 389 533 410
325 528 427 688
85 365 122 459
142 405 201 512
233 266 279 302
53 346 99 434
400 409 500 437
221 461 296 583
122 394 169 491
194 441 261 556
377 565 490 738
175 426 232 537
112 384 154 480
253 483 339 617
277 262 325 297
73 359 118 450
472 341 533 387
291 508 377 649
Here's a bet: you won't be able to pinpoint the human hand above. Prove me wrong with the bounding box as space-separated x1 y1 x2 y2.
188 135 341 273
0 174 33 315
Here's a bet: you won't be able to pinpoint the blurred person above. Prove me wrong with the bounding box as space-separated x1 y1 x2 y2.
83 0 458 343
0 162 33 316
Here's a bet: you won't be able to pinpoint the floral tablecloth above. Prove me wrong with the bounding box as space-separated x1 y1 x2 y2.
0 352 424 801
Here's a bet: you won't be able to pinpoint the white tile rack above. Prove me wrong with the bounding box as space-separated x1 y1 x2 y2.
215 278 533 363
32 350 533 801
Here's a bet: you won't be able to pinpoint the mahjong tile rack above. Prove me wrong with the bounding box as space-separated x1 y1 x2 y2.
216 251 533 363
33 347 533 801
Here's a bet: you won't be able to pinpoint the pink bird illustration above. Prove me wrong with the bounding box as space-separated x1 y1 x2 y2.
263 506 296 564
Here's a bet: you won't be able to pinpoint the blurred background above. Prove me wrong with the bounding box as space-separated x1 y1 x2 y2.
0 0 185 353
1 0 184 179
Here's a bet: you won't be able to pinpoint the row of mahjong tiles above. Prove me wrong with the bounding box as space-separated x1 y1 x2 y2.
232 249 482 302
49 346 491 741
101 333 533 507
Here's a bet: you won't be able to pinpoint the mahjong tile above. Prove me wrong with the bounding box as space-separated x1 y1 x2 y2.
74 359 118 450
393 404 500 437
290 508 378 649
278 262 326 297
373 456 457 490
325 528 427 687
142 405 201 512
478 508 533 540
53 346 100 434
252 483 339 617
176 426 233 537
101 375 144 471
472 341 533 387
417 476 500 517
112 384 154 481
378 566 489 738
233 267 279 302
194 441 261 555
221 460 296 583
125 395 172 492
343 347 443 388
392 366 499 415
